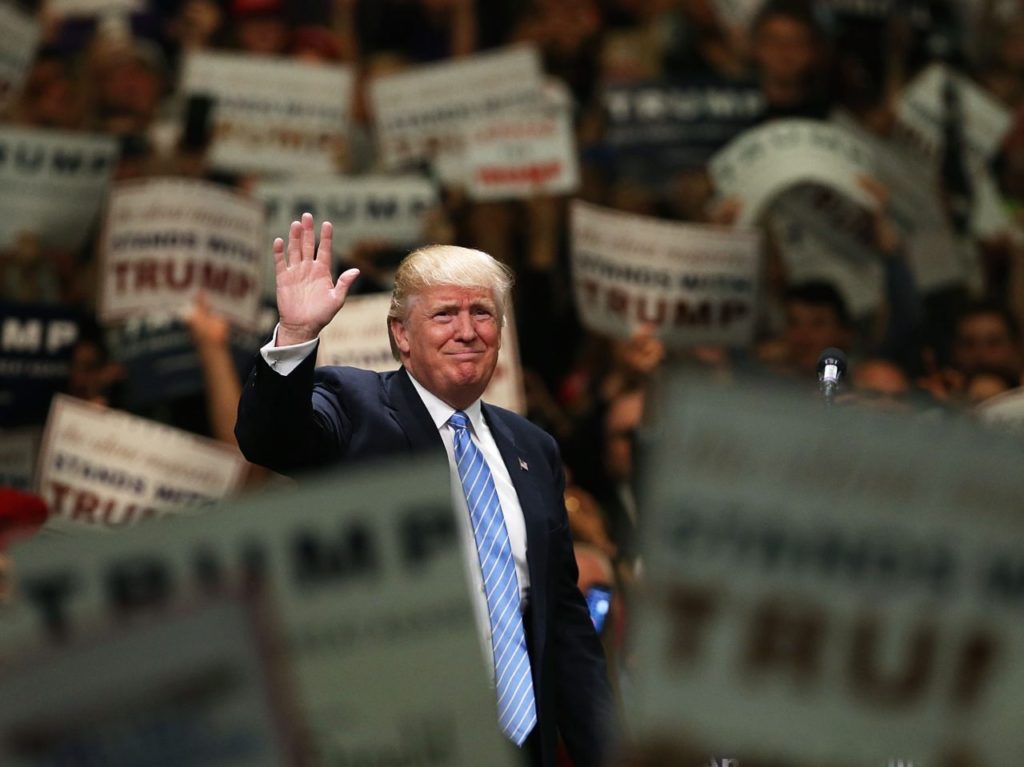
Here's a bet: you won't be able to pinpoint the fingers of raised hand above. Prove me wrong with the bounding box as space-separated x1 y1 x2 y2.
286 220 303 267
301 212 316 261
317 220 333 263
273 237 286 273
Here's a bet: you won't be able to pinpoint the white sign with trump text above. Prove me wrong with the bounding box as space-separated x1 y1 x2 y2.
631 375 1024 766
370 45 545 169
182 52 353 175
4 456 519 767
571 201 760 348
35 395 248 530
709 119 878 226
99 178 265 329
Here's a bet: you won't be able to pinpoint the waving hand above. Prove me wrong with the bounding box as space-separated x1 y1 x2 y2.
274 212 360 347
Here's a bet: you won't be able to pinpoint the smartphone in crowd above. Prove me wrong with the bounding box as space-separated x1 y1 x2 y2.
585 585 613 635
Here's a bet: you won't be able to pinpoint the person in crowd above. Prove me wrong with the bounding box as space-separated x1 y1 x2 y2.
950 301 1024 382
67 323 124 407
757 280 853 380
844 356 914 412
165 0 225 54
85 33 167 136
13 49 86 129
962 366 1020 407
235 214 614 767
183 291 244 448
750 0 833 119
231 0 290 55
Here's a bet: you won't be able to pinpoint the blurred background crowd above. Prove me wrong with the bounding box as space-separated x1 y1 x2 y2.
4 0 1024 715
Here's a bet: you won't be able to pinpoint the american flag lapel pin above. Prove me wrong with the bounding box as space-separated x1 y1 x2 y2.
518 457 529 471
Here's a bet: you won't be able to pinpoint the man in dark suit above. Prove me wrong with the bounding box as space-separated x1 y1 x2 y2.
236 213 614 767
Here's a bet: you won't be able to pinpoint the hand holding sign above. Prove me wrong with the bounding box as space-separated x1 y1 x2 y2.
274 213 360 346
856 174 901 256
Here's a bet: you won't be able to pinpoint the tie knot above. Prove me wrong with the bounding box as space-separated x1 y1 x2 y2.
449 410 470 431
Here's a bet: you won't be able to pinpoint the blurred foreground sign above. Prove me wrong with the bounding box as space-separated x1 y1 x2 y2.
3 455 517 767
631 376 1024 766
0 598 296 766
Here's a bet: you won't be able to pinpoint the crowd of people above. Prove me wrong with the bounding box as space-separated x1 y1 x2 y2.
3 0 1024 761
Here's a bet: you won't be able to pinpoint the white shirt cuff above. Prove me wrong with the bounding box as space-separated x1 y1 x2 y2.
259 324 318 376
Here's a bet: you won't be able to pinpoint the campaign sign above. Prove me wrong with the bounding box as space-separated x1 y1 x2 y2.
106 304 277 409
709 119 878 226
835 112 966 293
256 175 437 300
35 394 248 530
711 0 766 28
0 598 298 767
317 293 527 414
370 45 545 169
0 427 39 491
48 0 143 16
99 178 265 329
897 64 1013 163
767 190 886 318
0 126 117 251
465 103 579 201
181 52 353 175
571 201 760 348
0 5 39 114
3 455 519 767
630 374 1024 766
601 78 765 180
0 303 80 427
976 387 1024 437
825 0 893 17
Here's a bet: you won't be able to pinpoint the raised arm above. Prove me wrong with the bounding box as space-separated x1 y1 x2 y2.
275 212 360 347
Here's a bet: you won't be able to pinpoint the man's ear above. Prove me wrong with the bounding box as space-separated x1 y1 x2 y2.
390 317 411 355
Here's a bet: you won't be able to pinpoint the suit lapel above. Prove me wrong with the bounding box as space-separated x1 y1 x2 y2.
483 404 549 666
385 367 446 453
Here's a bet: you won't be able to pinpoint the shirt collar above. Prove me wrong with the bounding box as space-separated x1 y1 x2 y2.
405 370 485 434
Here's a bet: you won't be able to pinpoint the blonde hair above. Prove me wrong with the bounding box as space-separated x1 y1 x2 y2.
387 244 513 358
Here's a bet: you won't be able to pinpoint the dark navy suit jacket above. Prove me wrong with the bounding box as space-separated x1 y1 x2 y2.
236 351 614 767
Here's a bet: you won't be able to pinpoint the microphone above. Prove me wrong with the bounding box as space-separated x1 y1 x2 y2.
817 347 847 406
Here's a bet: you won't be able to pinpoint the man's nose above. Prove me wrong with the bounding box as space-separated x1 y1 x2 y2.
454 311 476 340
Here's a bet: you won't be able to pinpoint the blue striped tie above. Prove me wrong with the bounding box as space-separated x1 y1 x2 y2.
449 410 537 746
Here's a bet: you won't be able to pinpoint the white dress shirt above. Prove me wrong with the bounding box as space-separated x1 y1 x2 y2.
260 329 531 670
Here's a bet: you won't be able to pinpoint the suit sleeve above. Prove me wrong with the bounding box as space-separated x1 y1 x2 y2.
235 349 352 475
545 435 618 766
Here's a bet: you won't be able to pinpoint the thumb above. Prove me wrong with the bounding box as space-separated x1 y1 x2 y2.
334 268 361 302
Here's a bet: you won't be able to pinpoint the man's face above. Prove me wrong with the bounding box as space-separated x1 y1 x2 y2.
754 16 817 84
784 301 848 374
391 285 501 409
953 313 1022 375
